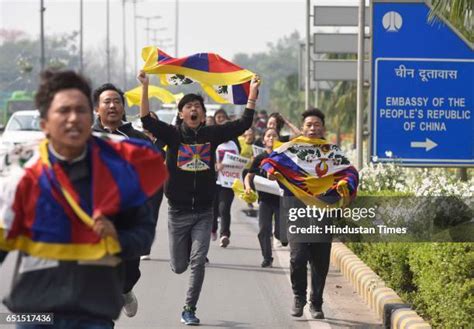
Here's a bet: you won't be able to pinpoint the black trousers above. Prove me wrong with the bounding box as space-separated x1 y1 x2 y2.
123 258 141 294
289 242 332 308
123 189 164 294
257 200 280 261
212 185 235 237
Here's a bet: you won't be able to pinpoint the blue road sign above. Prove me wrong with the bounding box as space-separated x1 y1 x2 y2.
371 1 473 166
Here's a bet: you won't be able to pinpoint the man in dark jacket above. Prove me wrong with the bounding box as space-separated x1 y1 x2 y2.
138 71 261 325
92 82 163 318
0 70 156 329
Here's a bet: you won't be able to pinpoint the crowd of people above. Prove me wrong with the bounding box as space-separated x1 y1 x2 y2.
0 68 356 328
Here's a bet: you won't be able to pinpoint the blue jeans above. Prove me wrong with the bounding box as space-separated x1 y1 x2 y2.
16 317 114 329
168 207 213 307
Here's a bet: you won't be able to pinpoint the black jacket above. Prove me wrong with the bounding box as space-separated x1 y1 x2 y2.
141 108 255 209
92 118 150 141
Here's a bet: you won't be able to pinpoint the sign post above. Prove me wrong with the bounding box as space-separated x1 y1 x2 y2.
371 0 473 166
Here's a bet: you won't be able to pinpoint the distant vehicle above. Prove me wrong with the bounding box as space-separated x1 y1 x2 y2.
0 110 44 146
1 91 35 127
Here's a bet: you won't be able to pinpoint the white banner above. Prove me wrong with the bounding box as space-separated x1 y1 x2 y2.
218 153 250 188
253 175 284 196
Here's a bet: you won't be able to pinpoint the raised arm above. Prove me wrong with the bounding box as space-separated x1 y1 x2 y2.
282 115 302 138
137 71 178 145
137 70 150 118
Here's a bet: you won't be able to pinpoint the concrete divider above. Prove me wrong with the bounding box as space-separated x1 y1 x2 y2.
330 243 432 329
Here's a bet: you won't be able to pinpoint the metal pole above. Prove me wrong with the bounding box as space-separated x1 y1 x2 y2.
146 18 150 45
79 0 83 73
305 0 310 110
175 0 179 57
106 0 111 81
40 0 45 71
458 168 468 181
122 0 127 88
356 0 365 170
133 1 137 73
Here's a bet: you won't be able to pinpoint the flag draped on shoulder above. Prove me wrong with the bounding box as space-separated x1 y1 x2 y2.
261 136 359 207
124 84 183 107
141 46 255 105
0 134 168 260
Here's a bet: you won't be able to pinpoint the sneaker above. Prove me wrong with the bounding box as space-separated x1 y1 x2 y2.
220 236 230 248
261 258 273 268
290 297 306 317
122 291 138 317
309 303 325 319
140 254 151 260
181 305 200 325
273 239 283 248
211 231 217 241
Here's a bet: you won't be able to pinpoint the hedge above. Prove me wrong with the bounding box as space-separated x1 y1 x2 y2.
347 242 473 328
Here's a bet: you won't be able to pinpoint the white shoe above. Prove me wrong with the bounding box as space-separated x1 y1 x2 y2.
273 239 283 248
140 255 151 260
122 291 138 317
220 236 230 248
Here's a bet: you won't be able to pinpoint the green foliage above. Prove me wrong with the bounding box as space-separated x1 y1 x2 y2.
429 0 473 42
354 243 416 299
348 242 474 328
0 30 123 95
233 31 304 117
408 243 473 328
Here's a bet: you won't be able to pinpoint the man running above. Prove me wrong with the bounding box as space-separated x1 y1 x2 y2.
137 70 260 325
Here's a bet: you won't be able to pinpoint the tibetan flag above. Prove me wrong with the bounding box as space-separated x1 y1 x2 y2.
124 84 183 107
141 46 254 105
261 136 359 207
0 134 168 261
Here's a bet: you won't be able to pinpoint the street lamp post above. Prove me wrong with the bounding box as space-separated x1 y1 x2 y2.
175 0 179 57
106 0 111 82
40 0 45 71
145 27 167 45
122 0 127 88
136 15 161 45
79 0 83 73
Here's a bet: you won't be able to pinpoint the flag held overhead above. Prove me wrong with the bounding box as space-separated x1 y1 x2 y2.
141 46 256 105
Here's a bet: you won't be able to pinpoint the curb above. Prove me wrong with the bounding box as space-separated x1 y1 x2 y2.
330 242 432 329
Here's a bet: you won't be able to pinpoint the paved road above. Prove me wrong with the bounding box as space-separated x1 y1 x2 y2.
0 198 382 329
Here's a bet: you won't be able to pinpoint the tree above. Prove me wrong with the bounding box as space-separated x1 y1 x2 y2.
429 0 473 42
233 31 302 112
0 30 81 92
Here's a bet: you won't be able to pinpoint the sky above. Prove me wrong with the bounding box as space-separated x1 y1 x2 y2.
0 0 365 70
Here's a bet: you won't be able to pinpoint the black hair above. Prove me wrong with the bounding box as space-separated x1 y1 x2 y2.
92 83 125 107
268 112 285 132
301 108 325 126
35 70 92 119
177 93 206 113
214 108 229 121
263 127 280 139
